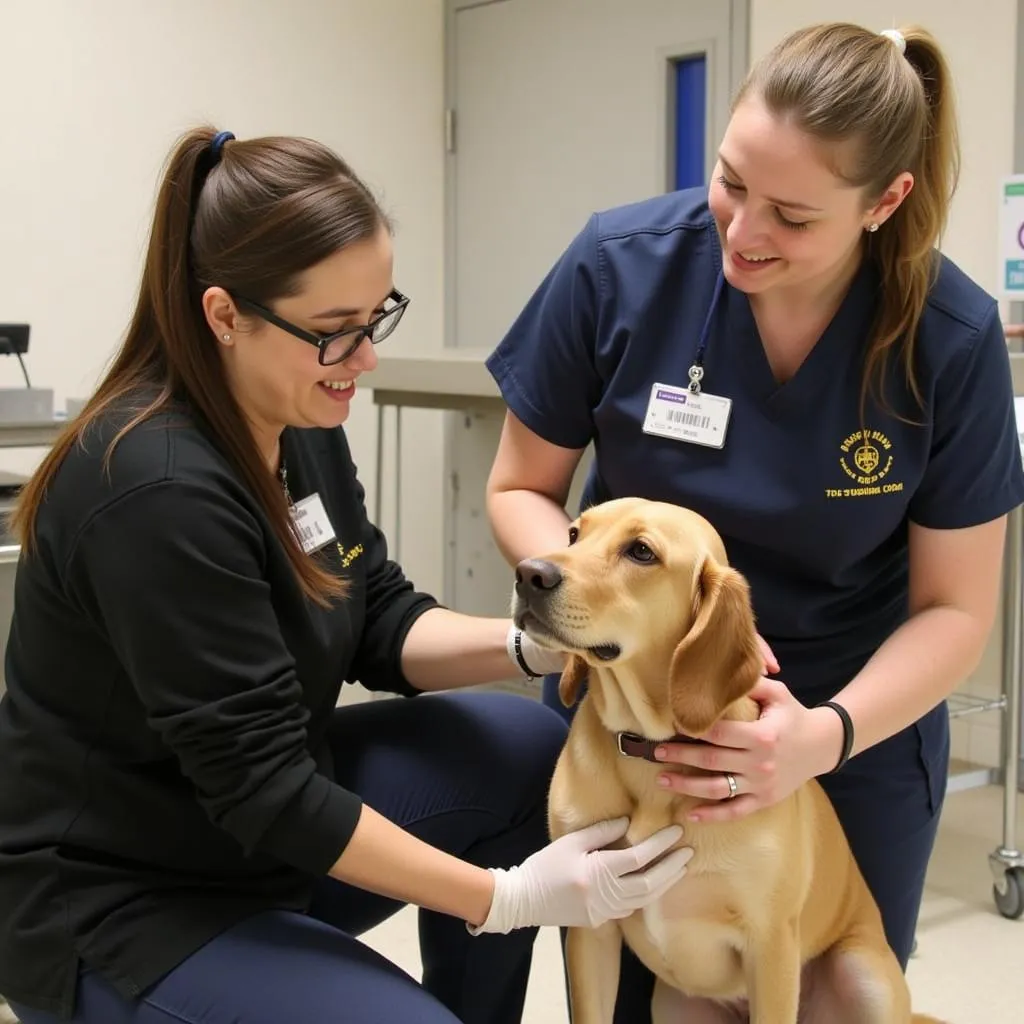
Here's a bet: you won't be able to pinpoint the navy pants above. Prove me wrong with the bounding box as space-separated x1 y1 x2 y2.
10 691 569 1024
540 672 949 1024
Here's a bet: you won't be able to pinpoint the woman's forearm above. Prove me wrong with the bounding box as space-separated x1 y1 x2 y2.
400 490 576 691
831 605 991 756
488 488 573 566
400 609 510 689
330 803 494 926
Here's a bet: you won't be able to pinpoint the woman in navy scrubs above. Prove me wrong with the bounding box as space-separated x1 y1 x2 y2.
485 21 1024 1021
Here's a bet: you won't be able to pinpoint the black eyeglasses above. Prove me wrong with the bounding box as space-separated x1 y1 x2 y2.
233 288 409 366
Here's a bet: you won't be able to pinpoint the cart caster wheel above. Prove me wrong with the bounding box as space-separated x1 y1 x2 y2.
993 866 1024 920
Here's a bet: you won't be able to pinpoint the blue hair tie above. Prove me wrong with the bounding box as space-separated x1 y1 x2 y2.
210 130 235 162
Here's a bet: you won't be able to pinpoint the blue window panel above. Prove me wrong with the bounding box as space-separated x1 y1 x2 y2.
674 55 707 191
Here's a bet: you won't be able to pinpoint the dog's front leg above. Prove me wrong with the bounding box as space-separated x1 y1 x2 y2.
745 923 801 1024
565 921 623 1024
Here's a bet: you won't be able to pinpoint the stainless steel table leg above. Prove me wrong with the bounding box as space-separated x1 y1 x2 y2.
375 402 384 528
990 503 1024 918
371 401 401 561
1001 503 1021 851
1002 608 1021 855
395 406 402 563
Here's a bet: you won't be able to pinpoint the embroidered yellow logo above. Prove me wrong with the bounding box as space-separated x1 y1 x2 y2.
825 429 904 499
336 542 364 569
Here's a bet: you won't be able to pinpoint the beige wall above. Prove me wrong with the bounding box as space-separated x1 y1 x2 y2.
0 0 447 592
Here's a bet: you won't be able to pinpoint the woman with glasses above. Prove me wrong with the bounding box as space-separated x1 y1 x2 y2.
0 127 691 1024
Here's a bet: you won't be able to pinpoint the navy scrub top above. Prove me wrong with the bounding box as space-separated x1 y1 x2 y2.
487 186 1024 709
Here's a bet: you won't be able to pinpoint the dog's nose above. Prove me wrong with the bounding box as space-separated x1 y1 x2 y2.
515 558 563 594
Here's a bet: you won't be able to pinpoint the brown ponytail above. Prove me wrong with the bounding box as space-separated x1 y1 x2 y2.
733 23 961 417
11 126 388 606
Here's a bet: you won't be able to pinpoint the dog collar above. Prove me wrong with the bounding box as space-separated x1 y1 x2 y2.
616 730 709 761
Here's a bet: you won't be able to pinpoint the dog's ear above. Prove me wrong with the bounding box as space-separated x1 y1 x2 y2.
559 654 589 707
669 555 763 736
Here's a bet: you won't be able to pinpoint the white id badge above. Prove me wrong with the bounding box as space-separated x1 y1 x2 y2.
289 493 337 554
642 382 732 449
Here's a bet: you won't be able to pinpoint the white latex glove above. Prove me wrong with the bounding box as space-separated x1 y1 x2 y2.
469 818 693 935
521 631 567 675
508 624 568 676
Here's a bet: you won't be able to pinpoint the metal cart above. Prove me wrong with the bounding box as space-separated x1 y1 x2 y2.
949 501 1024 920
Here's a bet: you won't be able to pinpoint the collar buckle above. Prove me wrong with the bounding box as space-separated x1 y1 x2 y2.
616 729 708 761
616 731 644 757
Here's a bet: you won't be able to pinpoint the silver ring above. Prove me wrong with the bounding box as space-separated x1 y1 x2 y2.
724 773 739 799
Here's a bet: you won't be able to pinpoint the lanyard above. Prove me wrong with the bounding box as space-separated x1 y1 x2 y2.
688 270 726 394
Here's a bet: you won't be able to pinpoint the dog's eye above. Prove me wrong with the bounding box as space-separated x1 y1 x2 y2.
568 526 579 545
626 540 657 563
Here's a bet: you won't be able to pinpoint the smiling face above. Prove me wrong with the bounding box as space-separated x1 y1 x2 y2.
206 224 394 463
708 94 891 304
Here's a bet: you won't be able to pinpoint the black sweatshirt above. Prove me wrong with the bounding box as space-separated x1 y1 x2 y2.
0 400 438 1016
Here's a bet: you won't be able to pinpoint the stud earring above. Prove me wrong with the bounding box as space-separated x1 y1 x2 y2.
866 223 880 233
222 333 231 341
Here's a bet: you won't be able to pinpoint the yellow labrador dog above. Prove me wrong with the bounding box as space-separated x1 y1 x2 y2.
511 497 944 1024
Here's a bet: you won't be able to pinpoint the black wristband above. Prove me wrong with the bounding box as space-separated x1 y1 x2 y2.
512 629 538 679
817 700 854 773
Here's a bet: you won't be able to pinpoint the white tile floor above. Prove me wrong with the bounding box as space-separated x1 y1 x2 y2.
361 783 1024 1024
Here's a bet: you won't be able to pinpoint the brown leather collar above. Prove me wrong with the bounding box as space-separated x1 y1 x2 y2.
615 730 709 761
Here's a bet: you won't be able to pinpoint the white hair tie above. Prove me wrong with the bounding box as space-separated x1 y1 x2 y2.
880 28 907 55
